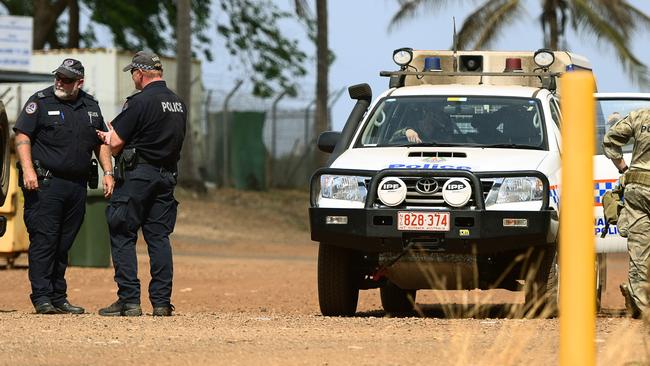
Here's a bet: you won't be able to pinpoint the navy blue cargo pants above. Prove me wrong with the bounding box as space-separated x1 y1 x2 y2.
23 177 87 306
106 164 178 307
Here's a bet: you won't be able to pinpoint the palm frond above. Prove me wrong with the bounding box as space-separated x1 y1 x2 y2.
454 0 522 50
293 0 312 20
620 1 650 31
571 0 650 87
388 0 453 32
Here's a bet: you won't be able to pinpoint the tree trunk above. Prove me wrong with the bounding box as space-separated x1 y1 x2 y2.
542 0 559 50
67 0 79 48
32 0 68 49
314 0 329 167
176 0 201 188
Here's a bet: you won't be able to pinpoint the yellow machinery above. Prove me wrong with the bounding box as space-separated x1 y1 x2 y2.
0 154 28 267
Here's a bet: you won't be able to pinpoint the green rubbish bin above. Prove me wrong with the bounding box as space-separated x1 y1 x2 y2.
69 179 111 267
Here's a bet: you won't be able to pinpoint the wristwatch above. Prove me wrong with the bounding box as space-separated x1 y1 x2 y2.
104 171 114 176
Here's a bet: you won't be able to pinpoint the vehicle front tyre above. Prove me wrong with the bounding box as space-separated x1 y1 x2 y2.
524 248 558 318
380 281 416 315
318 243 360 316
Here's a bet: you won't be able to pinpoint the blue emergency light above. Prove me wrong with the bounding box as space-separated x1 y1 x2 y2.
424 57 442 72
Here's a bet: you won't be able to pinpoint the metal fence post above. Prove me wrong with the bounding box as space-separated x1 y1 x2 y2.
270 90 288 187
222 80 243 187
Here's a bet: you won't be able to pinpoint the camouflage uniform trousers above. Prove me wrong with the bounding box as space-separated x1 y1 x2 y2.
618 183 650 313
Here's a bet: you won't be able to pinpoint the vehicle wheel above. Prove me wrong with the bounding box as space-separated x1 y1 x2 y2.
318 243 360 316
524 248 558 318
596 253 607 312
380 281 416 314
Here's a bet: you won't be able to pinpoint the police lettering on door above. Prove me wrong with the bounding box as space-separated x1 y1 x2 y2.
161 102 184 113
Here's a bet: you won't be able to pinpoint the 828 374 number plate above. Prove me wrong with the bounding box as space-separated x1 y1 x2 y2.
397 211 450 231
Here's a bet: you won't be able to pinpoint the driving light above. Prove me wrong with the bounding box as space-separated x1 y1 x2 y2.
377 177 407 206
442 178 472 207
393 48 413 67
534 49 555 68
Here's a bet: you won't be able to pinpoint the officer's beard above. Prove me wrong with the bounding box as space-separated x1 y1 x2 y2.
54 86 80 100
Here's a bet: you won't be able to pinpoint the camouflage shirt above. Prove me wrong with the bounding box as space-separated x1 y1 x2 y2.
603 108 650 171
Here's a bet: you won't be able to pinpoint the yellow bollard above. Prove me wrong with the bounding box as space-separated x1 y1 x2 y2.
559 71 596 365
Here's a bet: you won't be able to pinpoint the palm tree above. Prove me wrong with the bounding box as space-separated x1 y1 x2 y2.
390 0 650 85
294 0 330 166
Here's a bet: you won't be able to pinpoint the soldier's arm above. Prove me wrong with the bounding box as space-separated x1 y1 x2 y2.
603 113 635 154
603 113 635 171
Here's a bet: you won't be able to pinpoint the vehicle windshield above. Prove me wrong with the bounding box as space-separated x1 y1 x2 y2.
358 96 546 149
595 98 650 154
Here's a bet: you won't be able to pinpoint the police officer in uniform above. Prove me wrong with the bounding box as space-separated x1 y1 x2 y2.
14 58 114 314
97 51 186 317
604 109 650 319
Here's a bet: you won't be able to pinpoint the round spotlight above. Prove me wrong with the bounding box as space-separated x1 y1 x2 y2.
442 178 472 207
534 49 555 68
392 48 413 67
377 177 407 206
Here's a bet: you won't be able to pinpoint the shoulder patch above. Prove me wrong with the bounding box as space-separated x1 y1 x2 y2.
25 102 37 115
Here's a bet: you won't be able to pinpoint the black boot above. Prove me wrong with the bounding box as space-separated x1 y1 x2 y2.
54 301 85 314
152 304 175 316
98 301 142 317
34 302 63 315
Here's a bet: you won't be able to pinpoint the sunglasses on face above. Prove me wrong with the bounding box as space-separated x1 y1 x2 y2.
55 75 76 84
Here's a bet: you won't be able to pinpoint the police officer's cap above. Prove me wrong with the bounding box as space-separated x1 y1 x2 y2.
52 58 84 79
122 50 163 72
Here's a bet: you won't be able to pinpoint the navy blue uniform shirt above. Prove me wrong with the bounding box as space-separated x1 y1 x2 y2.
14 86 106 177
112 81 187 167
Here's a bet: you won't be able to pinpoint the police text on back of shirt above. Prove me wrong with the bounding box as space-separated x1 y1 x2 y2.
161 101 183 113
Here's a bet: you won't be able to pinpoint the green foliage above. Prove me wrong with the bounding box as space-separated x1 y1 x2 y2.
83 0 213 61
0 0 313 98
218 0 308 98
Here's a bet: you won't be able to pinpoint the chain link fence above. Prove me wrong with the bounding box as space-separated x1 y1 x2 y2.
200 85 341 190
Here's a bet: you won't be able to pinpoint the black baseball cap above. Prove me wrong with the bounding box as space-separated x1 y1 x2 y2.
52 58 84 79
122 50 163 72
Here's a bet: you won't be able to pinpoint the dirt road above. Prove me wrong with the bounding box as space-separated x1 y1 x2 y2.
0 189 647 365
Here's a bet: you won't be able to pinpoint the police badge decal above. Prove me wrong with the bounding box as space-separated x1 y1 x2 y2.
25 102 37 115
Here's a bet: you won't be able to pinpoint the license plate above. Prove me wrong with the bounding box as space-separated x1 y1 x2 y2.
397 211 450 231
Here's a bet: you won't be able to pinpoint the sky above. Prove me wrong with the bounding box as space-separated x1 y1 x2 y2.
199 0 650 131
53 0 650 131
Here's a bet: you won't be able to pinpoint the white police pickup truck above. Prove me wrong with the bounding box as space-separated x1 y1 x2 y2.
310 48 617 317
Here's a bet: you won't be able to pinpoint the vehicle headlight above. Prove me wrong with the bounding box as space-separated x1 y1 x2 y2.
320 175 368 203
485 177 544 206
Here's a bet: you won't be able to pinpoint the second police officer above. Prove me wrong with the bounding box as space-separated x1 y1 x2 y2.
14 58 114 315
97 51 186 317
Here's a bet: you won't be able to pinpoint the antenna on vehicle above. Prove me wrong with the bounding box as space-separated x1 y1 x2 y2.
452 17 458 72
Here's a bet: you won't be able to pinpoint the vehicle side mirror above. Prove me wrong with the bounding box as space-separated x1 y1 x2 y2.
317 131 341 153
